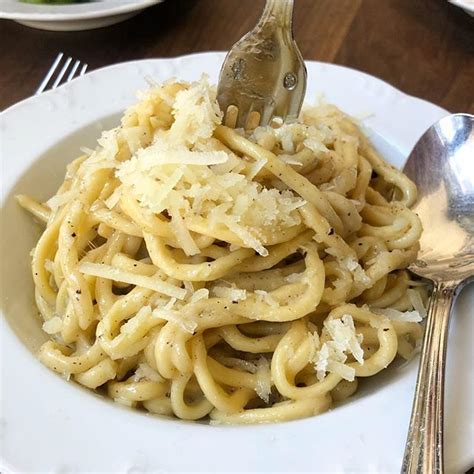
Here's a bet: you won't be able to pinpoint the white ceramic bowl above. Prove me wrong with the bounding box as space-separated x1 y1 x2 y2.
1 52 473 473
0 0 162 31
448 0 474 16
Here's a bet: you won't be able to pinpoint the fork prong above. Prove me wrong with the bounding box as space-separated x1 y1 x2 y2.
35 52 64 95
235 101 254 129
246 111 261 130
66 60 81 83
236 110 249 130
224 105 238 128
260 105 275 127
79 63 88 76
51 56 73 90
236 102 264 130
273 102 289 124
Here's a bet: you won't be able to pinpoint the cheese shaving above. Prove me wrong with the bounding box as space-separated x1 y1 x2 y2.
315 314 364 382
341 257 359 271
255 290 279 308
104 186 123 210
374 307 422 323
225 218 268 257
111 77 304 257
77 261 186 299
190 288 209 303
255 356 272 403
407 289 427 318
164 297 177 310
169 202 200 256
152 307 198 334
212 286 247 302
285 272 304 283
46 190 75 211
79 146 95 156
44 259 55 273
183 281 194 295
42 316 62 335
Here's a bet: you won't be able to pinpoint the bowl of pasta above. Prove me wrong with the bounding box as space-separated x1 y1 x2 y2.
1 52 472 473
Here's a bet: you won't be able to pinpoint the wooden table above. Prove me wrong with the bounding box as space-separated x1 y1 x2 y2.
0 0 473 112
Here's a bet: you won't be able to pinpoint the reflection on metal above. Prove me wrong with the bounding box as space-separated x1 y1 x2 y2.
402 113 474 474
217 0 307 128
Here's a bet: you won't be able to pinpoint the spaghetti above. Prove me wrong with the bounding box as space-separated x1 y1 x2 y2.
18 77 427 423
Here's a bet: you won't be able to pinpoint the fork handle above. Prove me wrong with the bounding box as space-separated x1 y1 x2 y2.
401 280 459 474
260 0 294 29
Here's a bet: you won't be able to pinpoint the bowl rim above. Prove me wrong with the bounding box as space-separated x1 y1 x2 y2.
4 52 469 474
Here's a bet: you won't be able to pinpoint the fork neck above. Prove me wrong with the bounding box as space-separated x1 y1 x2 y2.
258 0 294 30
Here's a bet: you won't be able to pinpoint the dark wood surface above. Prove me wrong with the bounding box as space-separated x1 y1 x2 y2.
0 0 473 112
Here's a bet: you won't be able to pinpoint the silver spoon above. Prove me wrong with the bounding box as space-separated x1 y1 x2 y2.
401 113 474 473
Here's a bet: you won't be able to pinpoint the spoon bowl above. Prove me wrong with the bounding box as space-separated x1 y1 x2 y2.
405 113 474 282
401 113 474 473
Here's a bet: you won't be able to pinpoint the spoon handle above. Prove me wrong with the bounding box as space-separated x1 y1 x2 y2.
402 280 459 474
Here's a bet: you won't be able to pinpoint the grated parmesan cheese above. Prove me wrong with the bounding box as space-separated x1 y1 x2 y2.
44 259 55 273
79 146 95 156
314 314 364 382
255 290 279 308
110 77 305 257
104 186 123 210
118 165 184 214
77 261 186 299
190 288 209 303
353 267 371 285
341 256 359 271
255 356 272 403
151 307 198 334
224 218 268 257
163 297 177 310
285 272 303 283
335 255 371 286
407 289 427 318
115 398 134 408
212 286 247 302
42 316 62 335
169 202 200 256
46 190 75 211
373 307 422 323
183 281 194 295
278 155 304 167
169 75 222 145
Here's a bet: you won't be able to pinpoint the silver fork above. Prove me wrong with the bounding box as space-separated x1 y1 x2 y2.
36 52 88 95
217 0 306 129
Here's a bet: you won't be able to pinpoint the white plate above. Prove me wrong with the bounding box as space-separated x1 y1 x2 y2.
448 0 474 16
0 0 162 31
0 52 473 473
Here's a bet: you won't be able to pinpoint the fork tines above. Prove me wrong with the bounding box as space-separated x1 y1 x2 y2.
216 1 306 130
35 52 88 95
